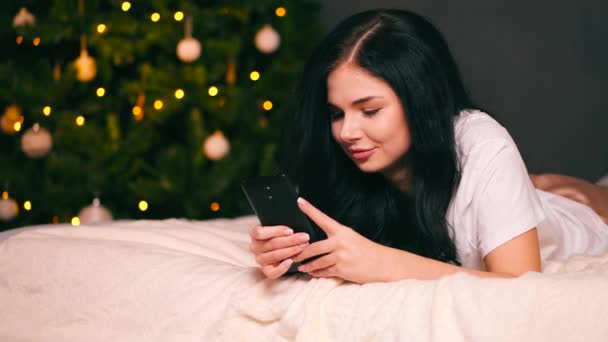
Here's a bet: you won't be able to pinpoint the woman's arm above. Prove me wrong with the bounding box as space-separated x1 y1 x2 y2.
378 228 540 281
294 197 541 283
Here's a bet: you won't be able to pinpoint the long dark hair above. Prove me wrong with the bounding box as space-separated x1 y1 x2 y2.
277 9 474 264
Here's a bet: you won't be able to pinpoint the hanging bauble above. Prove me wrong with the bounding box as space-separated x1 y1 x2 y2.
21 123 53 158
74 49 97 82
225 56 237 85
177 37 201 62
78 198 113 224
176 16 201 63
1 104 24 135
0 195 19 221
203 130 230 160
255 24 280 54
13 7 36 29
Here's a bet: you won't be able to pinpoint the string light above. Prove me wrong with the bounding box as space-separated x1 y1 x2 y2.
151 13 160 22
132 106 142 116
174 11 184 21
276 7 287 17
16 36 23 44
33 37 40 46
263 100 273 111
175 89 185 99
96 87 105 97
2 192 8 200
97 24 107 33
210 202 220 212
24 201 32 211
43 106 51 116
76 116 85 126
71 217 81 226
154 100 163 110
208 86 219 96
52 216 59 224
13 122 22 132
121 2 131 11
138 200 148 211
250 71 260 81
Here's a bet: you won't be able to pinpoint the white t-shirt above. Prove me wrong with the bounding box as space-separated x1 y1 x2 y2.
447 110 608 270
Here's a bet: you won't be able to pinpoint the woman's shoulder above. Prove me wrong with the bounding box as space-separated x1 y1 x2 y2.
454 109 516 156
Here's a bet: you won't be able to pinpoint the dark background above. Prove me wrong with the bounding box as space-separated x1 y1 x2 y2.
319 0 608 181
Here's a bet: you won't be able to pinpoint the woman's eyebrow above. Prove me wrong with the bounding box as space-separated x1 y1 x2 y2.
327 96 384 108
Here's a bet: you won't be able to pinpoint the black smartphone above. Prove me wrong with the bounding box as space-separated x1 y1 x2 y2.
241 174 325 274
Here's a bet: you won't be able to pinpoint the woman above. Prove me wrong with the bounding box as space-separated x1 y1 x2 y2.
248 9 608 283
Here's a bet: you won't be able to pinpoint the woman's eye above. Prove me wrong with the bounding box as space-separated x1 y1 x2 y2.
329 110 343 121
362 108 380 116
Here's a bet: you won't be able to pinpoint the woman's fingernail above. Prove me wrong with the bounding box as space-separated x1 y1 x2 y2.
299 234 310 242
297 197 304 204
283 258 293 266
285 228 294 235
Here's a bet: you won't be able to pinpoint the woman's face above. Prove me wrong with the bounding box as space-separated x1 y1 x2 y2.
327 63 412 177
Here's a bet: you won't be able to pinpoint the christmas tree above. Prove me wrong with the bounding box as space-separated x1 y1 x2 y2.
0 0 322 230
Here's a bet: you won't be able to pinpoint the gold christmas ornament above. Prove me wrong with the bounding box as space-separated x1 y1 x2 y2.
13 7 36 29
74 49 97 82
21 123 53 158
203 130 230 160
0 194 19 221
78 198 113 224
176 16 201 63
255 24 280 54
1 104 25 135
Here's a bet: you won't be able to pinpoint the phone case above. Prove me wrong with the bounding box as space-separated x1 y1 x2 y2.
241 174 322 242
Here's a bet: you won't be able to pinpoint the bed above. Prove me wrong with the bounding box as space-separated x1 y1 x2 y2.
1 215 607 341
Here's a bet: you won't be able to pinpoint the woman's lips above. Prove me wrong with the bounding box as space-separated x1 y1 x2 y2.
348 148 375 160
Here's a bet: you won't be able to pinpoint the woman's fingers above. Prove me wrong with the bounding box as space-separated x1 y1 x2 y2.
261 259 294 279
250 232 310 253
255 242 309 266
249 225 293 240
298 253 336 273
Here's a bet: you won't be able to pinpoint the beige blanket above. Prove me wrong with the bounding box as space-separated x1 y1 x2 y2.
1 216 607 341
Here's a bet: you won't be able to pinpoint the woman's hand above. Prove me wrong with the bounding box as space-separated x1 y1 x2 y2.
292 197 394 284
249 224 311 279
530 173 608 224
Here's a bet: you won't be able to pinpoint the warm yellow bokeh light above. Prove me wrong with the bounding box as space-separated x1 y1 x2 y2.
71 217 81 226
121 2 131 11
139 201 148 211
33 37 40 46
13 122 22 132
43 106 51 116
174 11 184 21
276 7 287 17
154 100 163 110
96 87 106 97
132 106 142 116
250 71 260 81
16 36 23 44
76 116 85 126
24 201 32 211
151 13 160 22
208 86 219 97
1 192 8 200
210 202 220 212
175 89 185 99
52 216 59 224
263 100 273 111
97 24 107 33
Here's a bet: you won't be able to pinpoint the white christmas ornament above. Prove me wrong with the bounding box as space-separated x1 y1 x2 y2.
255 24 280 54
0 196 18 221
74 49 97 82
203 131 230 160
177 37 202 62
177 16 201 63
13 7 36 29
78 198 113 224
21 123 53 158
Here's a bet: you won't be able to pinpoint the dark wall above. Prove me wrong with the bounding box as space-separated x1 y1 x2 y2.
319 0 608 181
